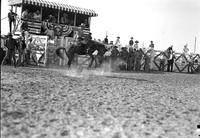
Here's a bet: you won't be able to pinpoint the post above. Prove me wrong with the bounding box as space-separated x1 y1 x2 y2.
40 6 43 21
15 6 17 13
21 0 24 15
57 10 60 23
88 17 91 28
194 36 197 54
74 13 77 27
73 13 77 36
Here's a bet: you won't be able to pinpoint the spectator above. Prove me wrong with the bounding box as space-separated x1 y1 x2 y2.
167 45 173 51
28 37 38 65
27 12 34 20
21 9 29 20
167 47 175 72
183 44 189 55
148 41 155 70
135 49 143 71
3 33 17 66
159 53 166 71
52 16 57 23
33 10 41 21
129 37 134 46
187 54 194 73
60 13 69 24
119 46 129 70
149 41 154 49
0 37 7 65
120 46 129 61
127 47 136 70
45 25 54 40
84 19 89 28
115 36 121 50
111 46 119 57
144 52 151 72
104 35 108 44
8 9 17 33
133 40 139 50
21 21 28 32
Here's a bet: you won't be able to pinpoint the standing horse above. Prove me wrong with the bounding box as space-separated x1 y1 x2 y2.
56 40 108 68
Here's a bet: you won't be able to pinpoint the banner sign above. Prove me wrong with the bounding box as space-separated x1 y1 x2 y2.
30 35 48 66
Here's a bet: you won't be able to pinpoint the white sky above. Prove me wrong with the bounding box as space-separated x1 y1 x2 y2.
1 0 200 53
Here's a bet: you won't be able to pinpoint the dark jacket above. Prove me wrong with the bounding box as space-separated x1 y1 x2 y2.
5 37 16 50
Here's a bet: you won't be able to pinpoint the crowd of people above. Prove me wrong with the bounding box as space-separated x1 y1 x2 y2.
99 36 157 72
2 10 199 73
93 35 199 73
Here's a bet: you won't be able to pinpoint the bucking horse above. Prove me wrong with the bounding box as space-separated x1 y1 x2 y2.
56 40 108 69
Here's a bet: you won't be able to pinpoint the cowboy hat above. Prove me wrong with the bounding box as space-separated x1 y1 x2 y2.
135 40 139 43
117 36 120 38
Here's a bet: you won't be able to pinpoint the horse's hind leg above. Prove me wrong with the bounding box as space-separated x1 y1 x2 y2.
88 56 94 68
67 59 72 69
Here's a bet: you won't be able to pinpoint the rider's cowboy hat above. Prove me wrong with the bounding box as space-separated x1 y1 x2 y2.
117 36 120 38
135 40 139 43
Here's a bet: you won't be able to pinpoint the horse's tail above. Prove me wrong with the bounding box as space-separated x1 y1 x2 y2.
56 47 68 59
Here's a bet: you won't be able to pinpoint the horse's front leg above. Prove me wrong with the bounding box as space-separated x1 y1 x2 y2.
17 50 22 66
88 54 95 69
67 53 74 69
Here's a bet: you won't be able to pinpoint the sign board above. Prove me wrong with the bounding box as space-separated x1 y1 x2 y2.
29 35 48 66
8 0 22 6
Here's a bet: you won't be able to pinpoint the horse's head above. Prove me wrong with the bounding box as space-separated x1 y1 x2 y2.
95 42 108 56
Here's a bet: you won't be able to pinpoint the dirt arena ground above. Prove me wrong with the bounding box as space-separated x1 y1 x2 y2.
1 66 200 138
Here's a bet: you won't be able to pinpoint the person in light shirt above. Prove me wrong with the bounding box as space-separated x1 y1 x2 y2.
45 25 54 40
21 9 29 20
60 13 70 24
183 44 189 55
133 40 139 50
114 36 121 50
33 10 41 21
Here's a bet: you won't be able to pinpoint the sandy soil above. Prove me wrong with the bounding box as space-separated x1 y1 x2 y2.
1 66 200 138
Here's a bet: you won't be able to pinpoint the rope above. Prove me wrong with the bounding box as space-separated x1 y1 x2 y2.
1 17 7 20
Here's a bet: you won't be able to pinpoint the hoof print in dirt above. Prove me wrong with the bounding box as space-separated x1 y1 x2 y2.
3 111 25 119
60 130 70 136
112 132 122 138
101 117 115 127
